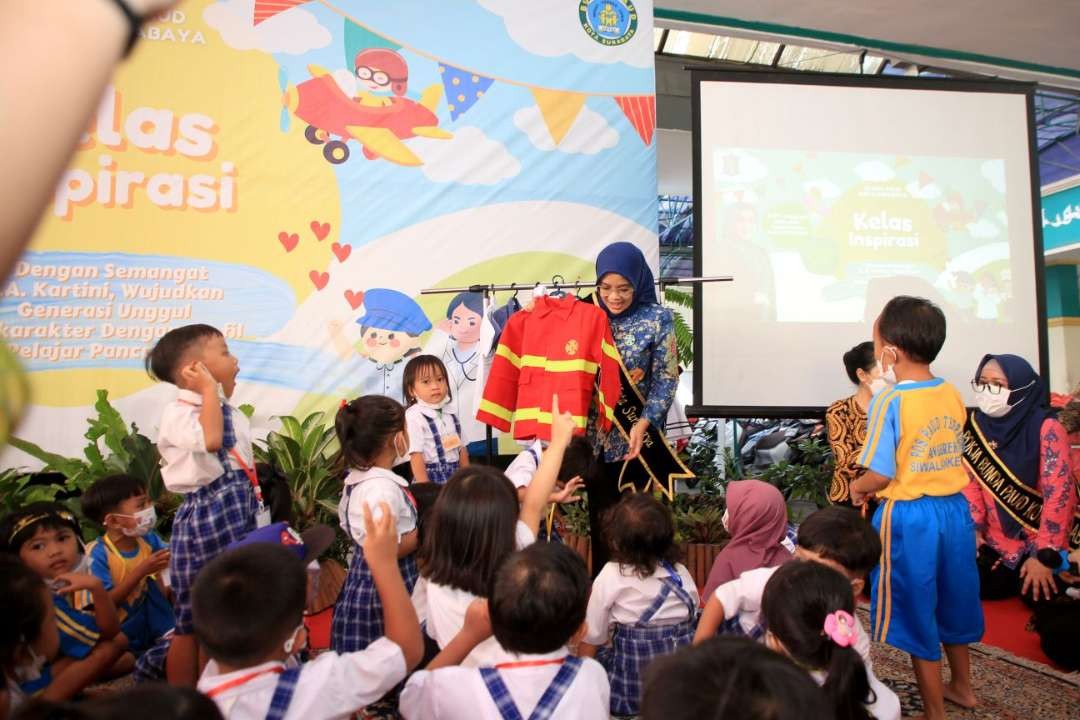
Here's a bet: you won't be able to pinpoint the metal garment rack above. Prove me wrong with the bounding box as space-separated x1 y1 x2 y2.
419 274 734 462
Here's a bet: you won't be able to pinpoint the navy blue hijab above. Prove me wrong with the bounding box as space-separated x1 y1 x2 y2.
973 353 1053 491
595 242 657 318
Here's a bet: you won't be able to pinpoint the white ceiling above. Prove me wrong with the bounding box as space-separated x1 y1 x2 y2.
656 1 1080 90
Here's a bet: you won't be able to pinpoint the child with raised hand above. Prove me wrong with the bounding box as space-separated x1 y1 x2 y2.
194 501 423 720
762 561 901 720
80 475 174 673
641 636 831 720
400 542 610 720
850 296 982 719
403 355 468 484
503 437 590 541
412 395 577 666
146 324 263 686
694 506 881 672
0 506 129 701
579 493 698 717
332 395 420 653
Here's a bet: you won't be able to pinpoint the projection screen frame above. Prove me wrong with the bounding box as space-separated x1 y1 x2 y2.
687 69 1048 419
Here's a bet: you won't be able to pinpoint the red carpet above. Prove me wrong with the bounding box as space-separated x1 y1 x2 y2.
980 597 1054 667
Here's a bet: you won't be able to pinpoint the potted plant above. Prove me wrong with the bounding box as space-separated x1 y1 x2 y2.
756 437 834 523
555 496 592 575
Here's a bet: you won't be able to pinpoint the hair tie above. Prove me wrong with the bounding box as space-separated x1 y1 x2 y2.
340 399 348 409
823 610 857 648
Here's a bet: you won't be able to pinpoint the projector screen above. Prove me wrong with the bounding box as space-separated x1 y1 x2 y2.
691 71 1046 415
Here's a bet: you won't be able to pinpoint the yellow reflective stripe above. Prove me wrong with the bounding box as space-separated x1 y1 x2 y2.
596 389 616 420
514 407 588 428
601 340 620 362
519 355 599 374
495 344 522 368
55 608 99 645
478 399 513 422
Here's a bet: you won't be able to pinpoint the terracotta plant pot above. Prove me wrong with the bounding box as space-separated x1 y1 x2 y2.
679 542 726 591
562 533 592 576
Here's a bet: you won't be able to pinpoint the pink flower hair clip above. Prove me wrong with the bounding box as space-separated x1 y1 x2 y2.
823 610 857 648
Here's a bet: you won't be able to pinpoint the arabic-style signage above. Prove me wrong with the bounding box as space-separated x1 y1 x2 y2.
1043 182 1080 252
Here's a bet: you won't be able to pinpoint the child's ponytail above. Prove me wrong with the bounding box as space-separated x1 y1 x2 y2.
762 562 874 720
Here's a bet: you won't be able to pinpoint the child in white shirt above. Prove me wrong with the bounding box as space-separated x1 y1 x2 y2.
503 437 588 541
195 502 423 719
331 395 419 653
400 542 609 720
762 561 901 720
579 493 699 716
147 324 264 685
403 355 468 484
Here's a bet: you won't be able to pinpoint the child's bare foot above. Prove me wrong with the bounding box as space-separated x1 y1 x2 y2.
943 681 978 708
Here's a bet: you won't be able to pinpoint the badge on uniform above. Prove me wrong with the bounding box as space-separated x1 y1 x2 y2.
256 504 272 529
442 434 462 451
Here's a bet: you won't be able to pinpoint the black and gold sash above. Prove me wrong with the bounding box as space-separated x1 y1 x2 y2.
586 295 694 500
962 413 1080 550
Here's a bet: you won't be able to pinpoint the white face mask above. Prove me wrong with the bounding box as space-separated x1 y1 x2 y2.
115 506 156 537
14 644 48 684
974 380 1034 418
876 347 898 387
283 622 307 658
721 509 729 532
392 432 410 467
417 397 449 411
867 375 890 396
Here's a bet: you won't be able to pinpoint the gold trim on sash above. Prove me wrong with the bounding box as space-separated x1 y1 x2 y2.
962 413 1044 533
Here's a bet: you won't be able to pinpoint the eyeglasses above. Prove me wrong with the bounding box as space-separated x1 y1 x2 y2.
971 381 1007 395
597 285 634 298
355 66 392 86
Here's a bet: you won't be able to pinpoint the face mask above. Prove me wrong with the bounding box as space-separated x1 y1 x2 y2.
392 432 410 467
14 644 47 684
417 397 448 411
283 622 307 658
116 506 156 537
974 380 1034 419
721 509 729 532
876 347 898 386
867 375 890 396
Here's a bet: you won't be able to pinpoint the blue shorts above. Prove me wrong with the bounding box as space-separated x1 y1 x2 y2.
870 493 984 661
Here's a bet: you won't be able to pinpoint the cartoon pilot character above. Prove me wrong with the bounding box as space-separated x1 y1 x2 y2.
331 288 431 403
353 48 408 108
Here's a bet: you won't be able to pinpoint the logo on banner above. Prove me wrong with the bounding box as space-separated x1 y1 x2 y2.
579 0 637 46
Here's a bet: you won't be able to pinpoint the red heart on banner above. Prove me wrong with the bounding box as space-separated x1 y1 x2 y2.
311 221 331 241
344 289 364 310
309 270 329 290
331 242 351 262
278 232 299 252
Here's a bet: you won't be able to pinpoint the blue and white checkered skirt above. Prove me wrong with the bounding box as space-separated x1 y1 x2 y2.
424 460 459 485
331 549 418 653
602 617 697 716
169 471 257 634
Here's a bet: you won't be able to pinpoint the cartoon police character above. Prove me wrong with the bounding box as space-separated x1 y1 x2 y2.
330 288 431 403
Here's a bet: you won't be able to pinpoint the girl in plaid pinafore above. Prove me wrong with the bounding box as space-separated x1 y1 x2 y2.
331 396 420 653
580 494 699 717
403 355 468 485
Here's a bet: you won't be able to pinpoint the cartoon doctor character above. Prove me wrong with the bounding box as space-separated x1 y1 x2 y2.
352 48 408 108
330 288 431 403
423 292 490 454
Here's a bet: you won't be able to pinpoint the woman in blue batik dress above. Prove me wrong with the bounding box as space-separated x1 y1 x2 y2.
587 242 679 576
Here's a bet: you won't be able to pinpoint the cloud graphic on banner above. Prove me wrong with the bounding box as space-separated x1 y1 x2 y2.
477 0 651 69
803 179 842 200
966 218 1001 239
411 127 521 185
905 180 942 200
514 104 618 155
204 0 331 55
853 160 895 183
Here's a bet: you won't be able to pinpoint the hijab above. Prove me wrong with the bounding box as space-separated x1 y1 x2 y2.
971 354 1053 535
702 479 792 600
595 241 657 318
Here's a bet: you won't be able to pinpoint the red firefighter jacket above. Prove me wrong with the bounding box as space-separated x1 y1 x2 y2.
477 294 621 441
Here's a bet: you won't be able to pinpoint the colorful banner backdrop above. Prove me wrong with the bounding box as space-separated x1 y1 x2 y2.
2 0 657 460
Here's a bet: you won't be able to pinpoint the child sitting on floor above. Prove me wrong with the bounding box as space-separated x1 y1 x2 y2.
579 493 698 717
400 542 610 719
195 502 423 719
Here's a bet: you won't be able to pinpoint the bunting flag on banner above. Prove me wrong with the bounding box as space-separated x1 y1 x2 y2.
345 19 401 66
613 95 656 146
531 88 587 146
253 0 310 26
440 64 495 121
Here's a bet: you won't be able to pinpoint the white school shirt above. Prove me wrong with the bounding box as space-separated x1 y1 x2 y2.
503 440 543 489
584 562 699 645
422 331 487 445
197 638 406 720
405 403 463 464
713 566 872 670
810 668 901 720
158 389 255 494
399 649 610 720
339 467 416 544
411 521 536 667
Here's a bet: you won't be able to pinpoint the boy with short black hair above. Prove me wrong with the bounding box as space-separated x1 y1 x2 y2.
399 543 610 720
195 502 423 720
694 506 881 669
147 323 265 685
80 474 174 677
850 295 983 720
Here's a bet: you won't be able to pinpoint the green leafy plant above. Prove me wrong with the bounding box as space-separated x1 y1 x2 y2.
663 287 694 366
253 411 343 539
0 468 58 516
557 495 591 537
754 437 834 512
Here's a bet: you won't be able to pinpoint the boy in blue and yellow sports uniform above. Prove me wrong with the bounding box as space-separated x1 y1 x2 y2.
851 296 983 720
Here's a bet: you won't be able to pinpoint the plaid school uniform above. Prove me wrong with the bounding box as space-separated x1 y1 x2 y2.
423 412 462 485
330 482 419 653
479 656 584 720
169 404 258 634
601 563 698 716
264 667 301 720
